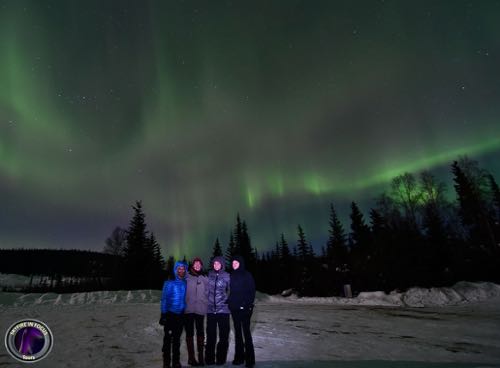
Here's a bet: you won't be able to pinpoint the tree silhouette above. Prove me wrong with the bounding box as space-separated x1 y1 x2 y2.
121 201 164 289
390 172 422 232
296 225 311 262
452 159 496 249
225 232 236 267
326 203 348 271
212 237 223 258
103 226 127 256
349 202 372 290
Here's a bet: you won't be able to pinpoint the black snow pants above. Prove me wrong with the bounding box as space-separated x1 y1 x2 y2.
205 313 230 365
232 309 255 366
162 312 184 364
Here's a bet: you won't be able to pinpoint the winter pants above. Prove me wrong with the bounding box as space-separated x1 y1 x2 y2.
162 312 184 364
232 310 255 366
184 313 205 338
205 313 230 365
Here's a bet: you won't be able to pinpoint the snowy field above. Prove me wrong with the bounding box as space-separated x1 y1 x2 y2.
1 277 500 368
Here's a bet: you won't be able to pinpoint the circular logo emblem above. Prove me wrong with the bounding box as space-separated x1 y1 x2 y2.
4 319 53 363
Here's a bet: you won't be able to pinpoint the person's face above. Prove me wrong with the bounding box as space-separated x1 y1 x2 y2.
232 260 240 270
213 261 222 271
177 265 186 279
193 261 202 272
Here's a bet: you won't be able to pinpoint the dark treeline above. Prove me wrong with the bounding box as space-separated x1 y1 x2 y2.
0 201 167 292
251 157 500 296
0 248 117 292
1 157 499 296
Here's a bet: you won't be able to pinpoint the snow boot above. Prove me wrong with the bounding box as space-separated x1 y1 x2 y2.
186 336 199 366
197 335 205 366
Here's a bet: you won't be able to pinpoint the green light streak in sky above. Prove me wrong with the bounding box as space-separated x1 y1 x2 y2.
353 137 500 190
239 136 500 209
1 1 500 255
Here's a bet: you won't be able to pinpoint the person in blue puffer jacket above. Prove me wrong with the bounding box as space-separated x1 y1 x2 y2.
159 261 187 368
205 256 230 365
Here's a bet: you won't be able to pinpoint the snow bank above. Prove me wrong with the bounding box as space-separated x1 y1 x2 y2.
0 289 161 307
1 276 499 308
265 281 500 308
402 281 500 307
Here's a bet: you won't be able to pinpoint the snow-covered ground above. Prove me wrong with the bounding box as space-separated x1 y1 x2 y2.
1 276 499 367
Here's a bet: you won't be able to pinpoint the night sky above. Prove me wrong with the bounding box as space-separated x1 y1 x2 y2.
1 0 499 259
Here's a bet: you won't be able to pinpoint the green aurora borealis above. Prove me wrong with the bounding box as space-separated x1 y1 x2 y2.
1 1 500 258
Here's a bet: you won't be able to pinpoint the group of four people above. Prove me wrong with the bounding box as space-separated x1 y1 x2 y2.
160 255 256 368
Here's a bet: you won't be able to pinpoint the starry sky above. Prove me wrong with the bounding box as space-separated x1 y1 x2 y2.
1 0 500 259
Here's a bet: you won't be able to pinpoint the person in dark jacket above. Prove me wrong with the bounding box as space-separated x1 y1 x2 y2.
205 256 230 366
160 261 187 368
184 257 208 366
228 255 256 368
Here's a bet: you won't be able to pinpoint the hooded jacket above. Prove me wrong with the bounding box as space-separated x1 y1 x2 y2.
228 255 255 312
185 257 209 315
161 261 187 314
207 256 230 314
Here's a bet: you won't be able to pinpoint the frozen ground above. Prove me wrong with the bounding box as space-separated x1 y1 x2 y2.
0 278 499 367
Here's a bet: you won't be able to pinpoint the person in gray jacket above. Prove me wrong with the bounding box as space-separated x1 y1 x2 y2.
184 257 208 366
205 256 230 365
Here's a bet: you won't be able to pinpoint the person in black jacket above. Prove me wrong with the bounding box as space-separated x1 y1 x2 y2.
227 255 255 368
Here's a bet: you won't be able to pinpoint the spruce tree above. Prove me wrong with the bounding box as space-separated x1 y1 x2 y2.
148 232 165 288
279 233 291 261
240 221 256 273
273 242 281 261
349 202 371 290
296 225 313 296
212 237 223 257
225 233 236 267
349 202 370 249
279 233 294 290
326 203 348 270
123 201 150 289
369 208 385 235
296 225 310 262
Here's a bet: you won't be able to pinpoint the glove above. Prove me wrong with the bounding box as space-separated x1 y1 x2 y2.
159 313 167 326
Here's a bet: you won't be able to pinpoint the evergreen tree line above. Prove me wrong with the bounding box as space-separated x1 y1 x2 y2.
249 157 500 296
0 249 117 292
104 207 259 289
2 157 498 296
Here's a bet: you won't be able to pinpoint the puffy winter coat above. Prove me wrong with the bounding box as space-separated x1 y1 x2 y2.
228 255 255 312
161 261 187 314
185 260 208 315
207 256 230 314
